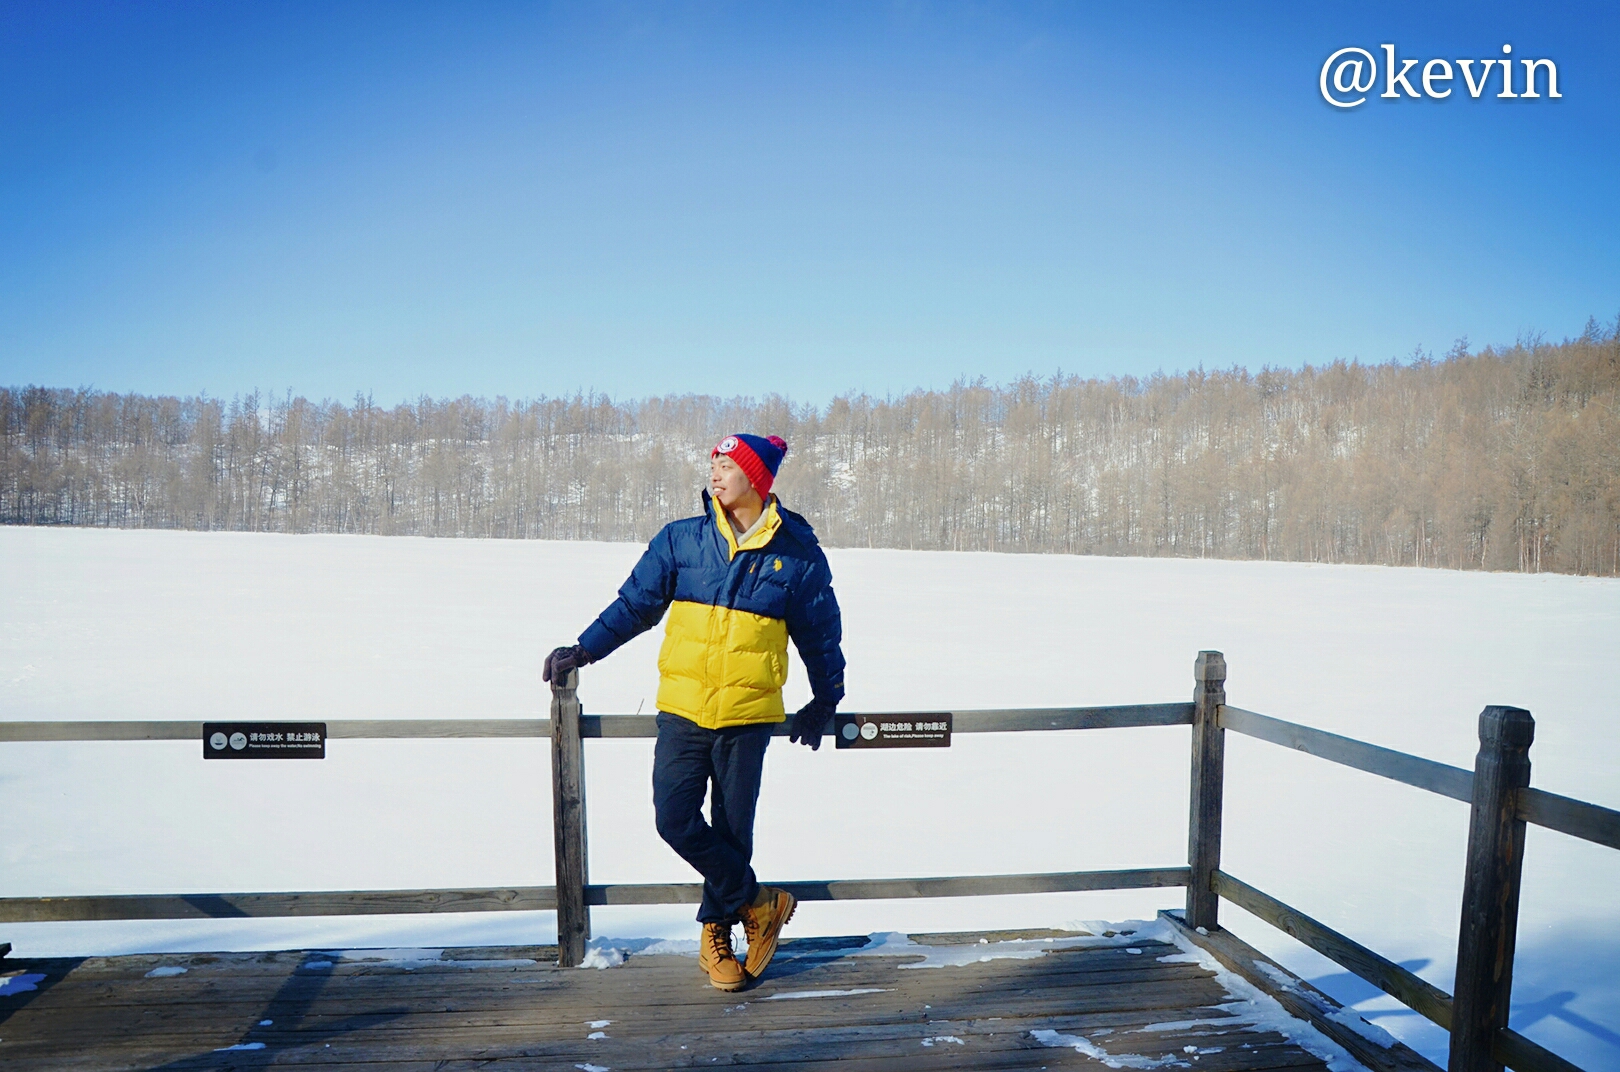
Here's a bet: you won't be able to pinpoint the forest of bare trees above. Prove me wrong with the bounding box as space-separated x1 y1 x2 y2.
4 324 1618 575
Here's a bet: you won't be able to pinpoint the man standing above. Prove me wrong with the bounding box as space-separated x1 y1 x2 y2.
543 433 845 991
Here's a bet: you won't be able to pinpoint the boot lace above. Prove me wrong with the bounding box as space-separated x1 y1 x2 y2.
705 923 736 962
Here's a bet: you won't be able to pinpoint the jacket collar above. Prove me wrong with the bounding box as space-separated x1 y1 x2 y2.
705 490 782 561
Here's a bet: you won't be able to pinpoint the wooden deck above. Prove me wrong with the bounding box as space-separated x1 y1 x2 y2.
0 926 1424 1071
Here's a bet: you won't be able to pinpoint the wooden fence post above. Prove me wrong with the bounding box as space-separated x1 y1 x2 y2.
1449 706 1534 1072
1186 650 1227 931
551 668 590 968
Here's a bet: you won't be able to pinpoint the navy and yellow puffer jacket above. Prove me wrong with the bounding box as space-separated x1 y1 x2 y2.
578 492 845 729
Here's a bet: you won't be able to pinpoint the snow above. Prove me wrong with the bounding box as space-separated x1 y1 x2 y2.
1133 917 1379 1072
852 929 1144 968
143 965 187 977
1031 1028 1191 1069
635 938 698 956
1 527 1617 1070
760 987 891 1000
1254 961 1296 988
1242 956 1400 1050
580 935 709 967
214 1042 266 1051
1326 1008 1399 1049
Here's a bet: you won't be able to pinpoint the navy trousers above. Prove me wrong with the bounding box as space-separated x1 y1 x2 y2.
652 712 772 924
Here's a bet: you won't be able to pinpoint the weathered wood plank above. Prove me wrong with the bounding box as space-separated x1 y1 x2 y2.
0 932 1347 1072
0 867 1192 926
1451 706 1534 1072
3 973 1229 1048
592 867 1191 905
10 954 1214 1019
587 704 1194 737
0 869 1188 924
551 669 591 967
39 943 1218 1034
944 703 1194 733
0 703 1193 744
1214 870 1454 1029
0 886 557 923
5 1037 1331 1072
1517 786 1620 851
0 720 205 741
1494 1026 1586 1072
327 719 548 738
0 948 1215 1016
108 1024 1318 1071
0 719 551 741
1158 909 1442 1072
1186 650 1227 930
4 997 1304 1069
1220 706 1474 803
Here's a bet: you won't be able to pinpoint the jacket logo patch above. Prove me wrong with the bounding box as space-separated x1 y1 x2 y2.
773 558 782 571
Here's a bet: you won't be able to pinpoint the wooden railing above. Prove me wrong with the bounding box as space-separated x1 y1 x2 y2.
2 651 1616 1072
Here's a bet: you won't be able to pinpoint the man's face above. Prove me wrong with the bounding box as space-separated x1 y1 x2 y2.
710 454 760 511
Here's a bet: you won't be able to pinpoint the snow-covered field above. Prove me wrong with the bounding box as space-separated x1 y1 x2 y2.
3 526 1617 1069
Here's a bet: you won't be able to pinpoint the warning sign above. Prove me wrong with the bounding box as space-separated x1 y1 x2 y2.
834 713 951 749
203 722 326 760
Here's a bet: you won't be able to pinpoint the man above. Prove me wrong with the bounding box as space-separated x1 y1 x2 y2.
543 433 845 991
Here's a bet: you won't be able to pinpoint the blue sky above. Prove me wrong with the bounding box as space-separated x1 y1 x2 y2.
2 1 1616 405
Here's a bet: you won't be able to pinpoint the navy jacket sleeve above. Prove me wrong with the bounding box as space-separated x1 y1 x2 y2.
785 548 846 709
577 526 677 660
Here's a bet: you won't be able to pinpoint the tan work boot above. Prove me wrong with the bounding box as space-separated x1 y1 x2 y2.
698 922 747 991
739 885 796 979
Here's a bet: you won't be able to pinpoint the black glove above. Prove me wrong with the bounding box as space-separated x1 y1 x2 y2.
788 699 836 750
543 644 594 684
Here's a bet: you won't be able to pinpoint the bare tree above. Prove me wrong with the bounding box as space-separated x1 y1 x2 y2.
4 324 1617 575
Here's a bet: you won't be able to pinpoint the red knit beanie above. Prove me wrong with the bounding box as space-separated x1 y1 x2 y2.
712 433 788 499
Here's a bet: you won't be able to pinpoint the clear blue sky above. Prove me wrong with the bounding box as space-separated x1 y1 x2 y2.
2 1 1616 405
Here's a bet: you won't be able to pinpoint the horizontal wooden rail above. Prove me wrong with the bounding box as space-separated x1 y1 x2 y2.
0 886 559 923
587 703 1194 738
0 719 552 742
947 704 1194 732
1517 787 1620 852
1220 708 1620 854
0 704 1193 743
1221 870 1578 1072
1220 706 1474 803
1212 871 1454 1030
588 867 1191 905
1496 1025 1588 1072
0 868 1188 924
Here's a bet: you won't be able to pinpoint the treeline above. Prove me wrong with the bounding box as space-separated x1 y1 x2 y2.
3 325 1618 574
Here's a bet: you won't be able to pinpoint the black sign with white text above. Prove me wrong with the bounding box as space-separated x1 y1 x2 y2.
204 722 326 759
834 713 951 749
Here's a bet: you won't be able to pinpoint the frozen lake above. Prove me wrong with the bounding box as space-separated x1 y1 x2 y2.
3 525 1617 1068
